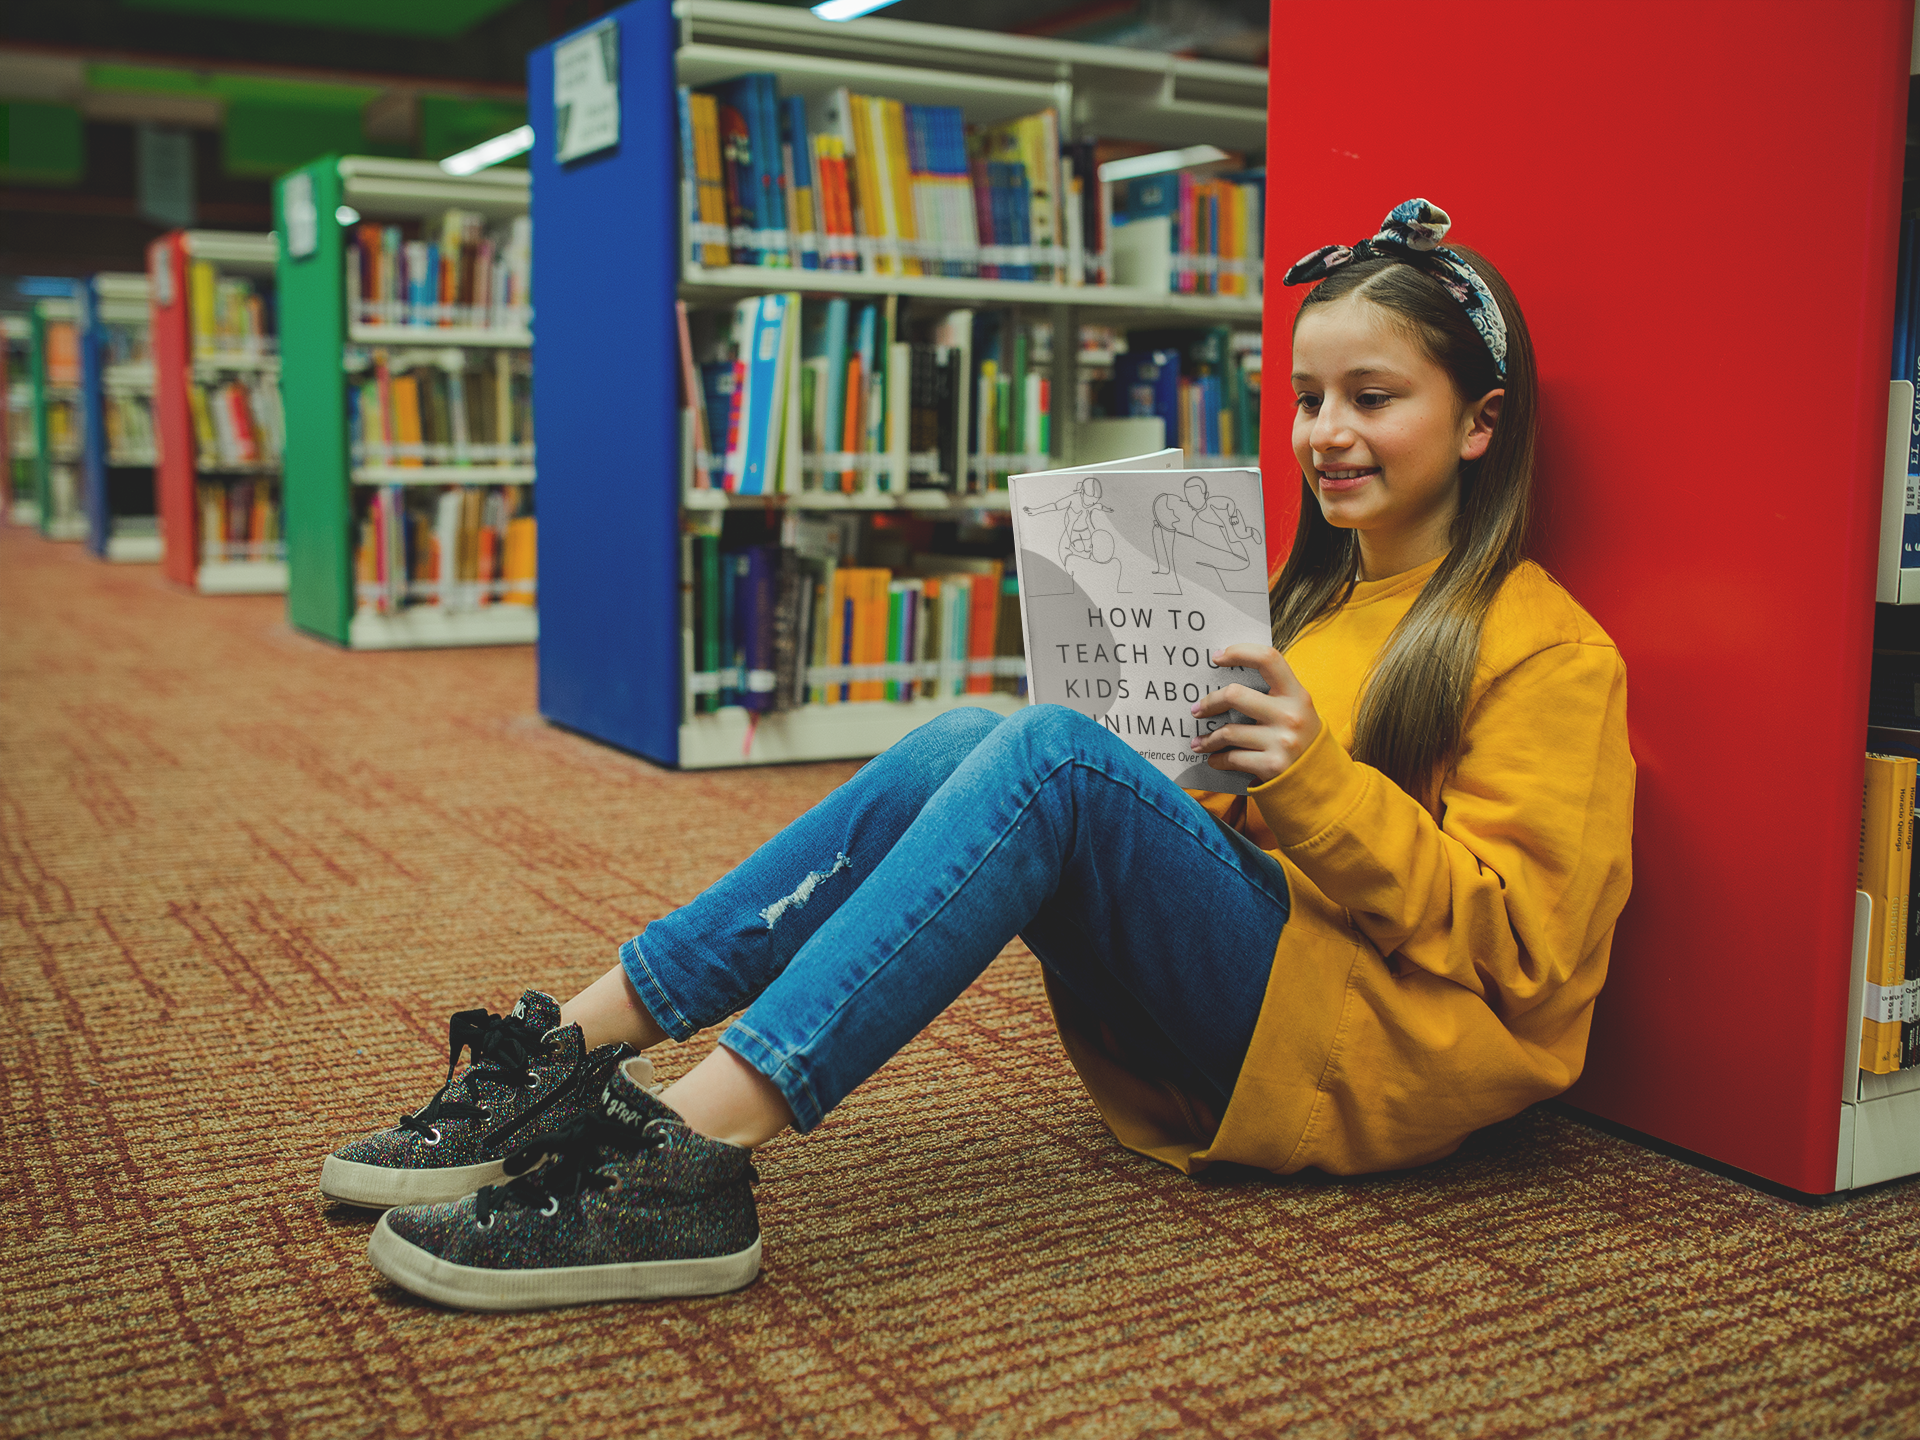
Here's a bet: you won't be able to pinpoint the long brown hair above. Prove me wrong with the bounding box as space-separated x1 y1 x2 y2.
1269 246 1538 801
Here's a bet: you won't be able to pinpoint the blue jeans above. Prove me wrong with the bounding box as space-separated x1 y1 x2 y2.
621 706 1291 1132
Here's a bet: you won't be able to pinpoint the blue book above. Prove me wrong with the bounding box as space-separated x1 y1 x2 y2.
721 551 743 707
781 95 818 270
1905 216 1920 569
1113 348 1182 452
713 78 769 260
736 292 790 495
1123 174 1179 223
821 297 850 465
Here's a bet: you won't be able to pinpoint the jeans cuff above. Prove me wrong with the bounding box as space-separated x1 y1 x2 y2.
618 937 699 1042
719 1020 825 1134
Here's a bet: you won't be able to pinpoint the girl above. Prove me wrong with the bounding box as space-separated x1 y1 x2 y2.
325 199 1633 1313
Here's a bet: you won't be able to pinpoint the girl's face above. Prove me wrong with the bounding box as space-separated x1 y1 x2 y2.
1290 295 1500 564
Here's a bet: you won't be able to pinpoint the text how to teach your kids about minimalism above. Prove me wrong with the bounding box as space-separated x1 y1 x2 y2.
1009 451 1272 795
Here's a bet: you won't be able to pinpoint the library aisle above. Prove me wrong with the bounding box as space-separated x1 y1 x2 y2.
5 520 1920 1438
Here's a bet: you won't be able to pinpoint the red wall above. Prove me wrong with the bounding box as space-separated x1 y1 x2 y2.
1262 0 1912 1191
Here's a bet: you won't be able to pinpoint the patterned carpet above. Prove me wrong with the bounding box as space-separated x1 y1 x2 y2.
6 523 1920 1439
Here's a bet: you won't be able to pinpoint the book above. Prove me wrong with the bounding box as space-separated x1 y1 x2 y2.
1010 454 1270 795
1860 751 1915 1074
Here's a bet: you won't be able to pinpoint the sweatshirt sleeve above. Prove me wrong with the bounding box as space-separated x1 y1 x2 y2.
1247 639 1633 1019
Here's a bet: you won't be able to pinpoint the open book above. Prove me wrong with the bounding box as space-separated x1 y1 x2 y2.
1009 452 1271 795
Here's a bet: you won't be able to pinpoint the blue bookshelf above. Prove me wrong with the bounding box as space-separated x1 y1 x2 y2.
529 0 1267 769
80 273 161 562
529 0 684 763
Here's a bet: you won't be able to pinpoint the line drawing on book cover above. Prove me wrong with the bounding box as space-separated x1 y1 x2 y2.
1149 475 1264 595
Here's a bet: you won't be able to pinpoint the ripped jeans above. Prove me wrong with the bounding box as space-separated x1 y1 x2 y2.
620 705 1291 1132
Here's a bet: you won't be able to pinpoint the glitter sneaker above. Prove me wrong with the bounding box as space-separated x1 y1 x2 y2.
366 1056 761 1311
320 991 636 1210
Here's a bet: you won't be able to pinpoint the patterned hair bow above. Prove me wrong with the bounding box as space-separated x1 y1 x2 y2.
1282 198 1508 381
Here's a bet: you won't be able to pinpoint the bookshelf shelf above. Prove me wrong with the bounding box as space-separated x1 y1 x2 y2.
351 465 537 485
348 604 538 649
103 363 155 392
679 691 1023 768
275 159 536 648
347 325 533 348
198 558 289 594
682 487 1011 513
679 267 1263 321
534 0 1264 769
151 230 288 593
192 354 278 376
78 273 160 561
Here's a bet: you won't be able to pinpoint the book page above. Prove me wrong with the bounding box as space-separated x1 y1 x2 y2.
1011 465 1271 795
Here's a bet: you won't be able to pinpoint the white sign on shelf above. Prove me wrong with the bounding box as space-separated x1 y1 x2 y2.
553 18 619 165
283 172 317 260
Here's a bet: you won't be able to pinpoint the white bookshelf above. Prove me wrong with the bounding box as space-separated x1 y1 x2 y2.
348 325 533 348
658 0 1265 767
352 465 536 485
199 558 289 595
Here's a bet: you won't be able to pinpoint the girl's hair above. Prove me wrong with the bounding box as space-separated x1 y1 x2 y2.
1269 246 1538 801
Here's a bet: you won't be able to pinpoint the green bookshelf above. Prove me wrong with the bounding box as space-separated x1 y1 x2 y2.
275 155 536 649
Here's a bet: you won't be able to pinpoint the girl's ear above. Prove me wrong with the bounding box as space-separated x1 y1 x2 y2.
1461 389 1503 463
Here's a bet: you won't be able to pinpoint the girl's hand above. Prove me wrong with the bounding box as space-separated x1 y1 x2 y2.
1189 644 1323 786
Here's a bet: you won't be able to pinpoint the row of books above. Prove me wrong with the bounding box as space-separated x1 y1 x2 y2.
198 480 284 563
1109 170 1265 298
99 319 151 367
189 376 283 472
346 211 533 333
353 485 536 613
680 77 1105 287
347 350 533 469
687 532 1025 714
687 297 1053 497
103 393 157 464
190 262 275 357
1860 752 1920 1073
1100 328 1262 461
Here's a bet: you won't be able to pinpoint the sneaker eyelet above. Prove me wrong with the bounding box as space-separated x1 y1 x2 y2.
420 1126 444 1147
476 1212 495 1230
539 1197 559 1218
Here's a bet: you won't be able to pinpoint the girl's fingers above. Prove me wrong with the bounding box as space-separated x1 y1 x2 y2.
1192 682 1283 722
1211 644 1304 699
1192 722 1261 754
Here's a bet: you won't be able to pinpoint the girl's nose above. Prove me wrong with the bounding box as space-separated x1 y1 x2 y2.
1311 402 1354 452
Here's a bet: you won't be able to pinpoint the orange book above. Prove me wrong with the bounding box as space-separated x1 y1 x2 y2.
389 375 423 468
476 517 497 605
857 569 890 702
502 515 537 605
965 560 1004 694
355 513 377 611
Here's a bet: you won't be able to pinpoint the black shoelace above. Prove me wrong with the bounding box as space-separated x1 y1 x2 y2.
471 1113 671 1225
398 1006 554 1140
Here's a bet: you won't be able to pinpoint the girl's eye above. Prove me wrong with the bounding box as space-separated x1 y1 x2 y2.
1357 392 1391 408
1294 394 1321 411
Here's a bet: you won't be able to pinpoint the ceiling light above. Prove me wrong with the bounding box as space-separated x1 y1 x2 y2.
335 205 361 225
1097 145 1230 184
811 0 902 20
440 124 535 176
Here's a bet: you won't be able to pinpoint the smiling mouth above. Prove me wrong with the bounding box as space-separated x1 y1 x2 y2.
1318 467 1379 485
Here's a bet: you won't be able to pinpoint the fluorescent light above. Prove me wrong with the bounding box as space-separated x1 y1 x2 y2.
1097 145 1230 184
811 0 901 19
335 205 360 225
440 124 534 176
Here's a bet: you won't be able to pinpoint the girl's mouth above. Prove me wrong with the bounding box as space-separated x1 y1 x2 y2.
1317 466 1379 492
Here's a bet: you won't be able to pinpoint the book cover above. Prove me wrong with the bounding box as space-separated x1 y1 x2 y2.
1010 458 1270 795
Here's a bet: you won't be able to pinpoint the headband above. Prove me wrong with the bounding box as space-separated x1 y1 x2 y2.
1282 198 1508 381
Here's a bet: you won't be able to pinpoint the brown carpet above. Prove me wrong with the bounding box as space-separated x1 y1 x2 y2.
5 523 1920 1440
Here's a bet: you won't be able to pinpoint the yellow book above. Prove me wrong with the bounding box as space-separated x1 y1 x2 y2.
847 94 895 276
880 98 922 278
389 375 424 468
1860 753 1915 1074
502 514 537 605
189 261 218 354
687 92 731 267
186 385 218 463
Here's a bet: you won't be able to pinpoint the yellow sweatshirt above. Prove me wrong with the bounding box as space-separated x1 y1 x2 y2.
1047 556 1635 1175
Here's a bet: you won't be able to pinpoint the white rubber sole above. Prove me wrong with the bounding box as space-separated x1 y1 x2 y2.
367 1213 763 1311
319 1154 507 1210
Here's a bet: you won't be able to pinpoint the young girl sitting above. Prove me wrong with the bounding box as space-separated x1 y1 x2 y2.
323 199 1634 1313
